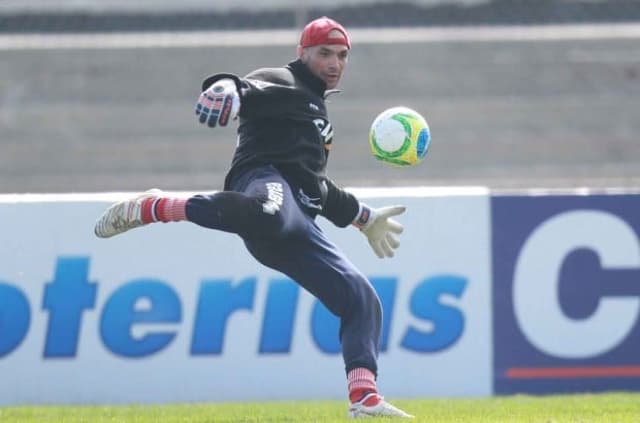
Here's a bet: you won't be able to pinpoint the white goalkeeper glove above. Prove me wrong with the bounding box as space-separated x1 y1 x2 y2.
195 78 241 128
353 204 406 259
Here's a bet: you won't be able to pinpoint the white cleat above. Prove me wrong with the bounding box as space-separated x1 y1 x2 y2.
94 189 162 238
349 393 414 418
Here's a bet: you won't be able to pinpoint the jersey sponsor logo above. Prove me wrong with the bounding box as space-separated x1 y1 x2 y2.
262 182 283 215
313 118 334 148
309 102 320 111
492 194 640 394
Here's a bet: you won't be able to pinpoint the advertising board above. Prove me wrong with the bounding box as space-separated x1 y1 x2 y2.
0 189 492 404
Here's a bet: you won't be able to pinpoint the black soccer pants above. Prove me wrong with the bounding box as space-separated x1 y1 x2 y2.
185 165 382 375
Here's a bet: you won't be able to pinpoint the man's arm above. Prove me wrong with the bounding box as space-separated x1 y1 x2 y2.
321 178 360 228
322 179 406 259
199 69 298 122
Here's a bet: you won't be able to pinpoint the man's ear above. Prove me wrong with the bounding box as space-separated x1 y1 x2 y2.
296 45 304 59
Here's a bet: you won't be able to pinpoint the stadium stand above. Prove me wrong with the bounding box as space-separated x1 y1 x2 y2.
1 1 639 33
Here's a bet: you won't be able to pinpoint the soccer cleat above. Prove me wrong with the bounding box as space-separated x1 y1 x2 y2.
348 393 414 418
94 189 162 238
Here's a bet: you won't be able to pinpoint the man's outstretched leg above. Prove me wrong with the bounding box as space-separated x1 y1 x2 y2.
95 168 301 239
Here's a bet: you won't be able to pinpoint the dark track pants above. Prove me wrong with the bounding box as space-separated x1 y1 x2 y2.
185 165 382 375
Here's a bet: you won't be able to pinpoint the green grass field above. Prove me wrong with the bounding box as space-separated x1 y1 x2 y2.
1 393 638 422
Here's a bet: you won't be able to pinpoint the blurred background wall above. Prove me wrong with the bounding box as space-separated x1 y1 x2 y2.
1 0 639 193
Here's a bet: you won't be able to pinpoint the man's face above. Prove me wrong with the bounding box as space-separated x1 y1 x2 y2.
299 43 349 90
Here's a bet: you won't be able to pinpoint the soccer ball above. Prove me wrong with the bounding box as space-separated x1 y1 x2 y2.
369 106 431 167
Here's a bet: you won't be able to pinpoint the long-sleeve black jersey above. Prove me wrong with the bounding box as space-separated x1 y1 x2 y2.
201 59 359 228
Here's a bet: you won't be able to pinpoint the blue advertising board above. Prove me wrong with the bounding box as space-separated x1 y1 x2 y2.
492 194 640 394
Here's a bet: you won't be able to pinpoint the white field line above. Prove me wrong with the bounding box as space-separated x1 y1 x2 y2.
1 23 639 50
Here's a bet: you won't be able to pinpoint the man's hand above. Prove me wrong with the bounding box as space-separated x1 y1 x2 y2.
195 78 241 127
354 204 406 258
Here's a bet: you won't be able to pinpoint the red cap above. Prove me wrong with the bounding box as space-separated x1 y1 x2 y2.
299 16 351 49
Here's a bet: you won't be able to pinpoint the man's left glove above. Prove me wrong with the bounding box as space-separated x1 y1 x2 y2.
195 78 241 128
353 204 406 258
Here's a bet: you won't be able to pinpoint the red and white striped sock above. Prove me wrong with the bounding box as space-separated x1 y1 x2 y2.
141 197 187 224
347 368 379 404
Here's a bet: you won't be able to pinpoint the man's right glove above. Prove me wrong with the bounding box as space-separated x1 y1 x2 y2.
353 204 406 259
195 78 241 128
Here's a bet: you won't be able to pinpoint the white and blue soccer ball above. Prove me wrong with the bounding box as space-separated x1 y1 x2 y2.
369 106 431 167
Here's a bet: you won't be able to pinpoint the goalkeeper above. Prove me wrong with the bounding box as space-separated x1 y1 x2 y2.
95 16 412 419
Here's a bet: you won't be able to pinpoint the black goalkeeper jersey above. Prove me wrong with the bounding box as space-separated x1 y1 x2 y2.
201 59 359 227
